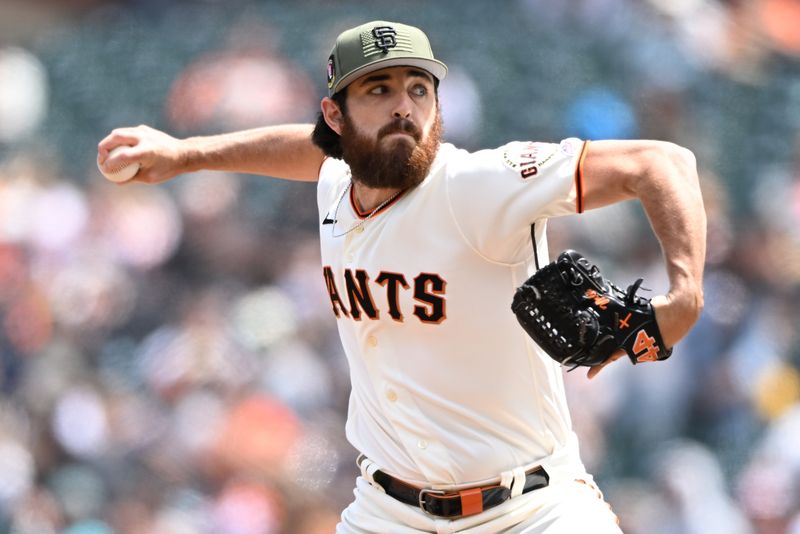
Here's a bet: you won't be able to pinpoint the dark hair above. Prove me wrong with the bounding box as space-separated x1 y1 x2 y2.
311 89 348 159
311 78 440 159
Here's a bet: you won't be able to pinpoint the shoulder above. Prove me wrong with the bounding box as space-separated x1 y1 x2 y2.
442 139 578 182
318 156 351 190
434 142 506 180
319 156 350 180
317 156 351 204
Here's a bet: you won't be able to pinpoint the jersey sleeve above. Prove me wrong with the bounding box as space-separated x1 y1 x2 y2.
446 138 588 264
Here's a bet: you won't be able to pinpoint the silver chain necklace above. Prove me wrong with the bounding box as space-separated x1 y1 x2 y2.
331 180 402 238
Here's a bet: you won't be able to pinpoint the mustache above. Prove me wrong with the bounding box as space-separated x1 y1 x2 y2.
378 119 421 142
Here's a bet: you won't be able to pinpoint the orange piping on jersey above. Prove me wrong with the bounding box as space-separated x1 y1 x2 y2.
575 478 605 501
575 140 590 214
576 479 619 524
349 186 408 219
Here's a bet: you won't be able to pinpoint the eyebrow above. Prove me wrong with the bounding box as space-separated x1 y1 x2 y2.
358 73 391 85
408 69 435 84
357 69 435 87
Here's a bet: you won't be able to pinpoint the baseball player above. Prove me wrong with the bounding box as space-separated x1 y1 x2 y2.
98 20 706 533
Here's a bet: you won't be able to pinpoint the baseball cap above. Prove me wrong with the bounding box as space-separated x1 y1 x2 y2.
326 21 448 96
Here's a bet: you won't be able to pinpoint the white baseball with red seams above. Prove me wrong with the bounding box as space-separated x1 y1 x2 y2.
317 139 623 532
98 145 140 183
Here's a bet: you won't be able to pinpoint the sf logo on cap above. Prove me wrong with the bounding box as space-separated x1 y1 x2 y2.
372 26 397 53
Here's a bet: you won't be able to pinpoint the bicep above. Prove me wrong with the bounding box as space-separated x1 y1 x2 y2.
581 139 684 211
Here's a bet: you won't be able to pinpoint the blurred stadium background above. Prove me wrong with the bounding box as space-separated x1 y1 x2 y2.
1 0 799 533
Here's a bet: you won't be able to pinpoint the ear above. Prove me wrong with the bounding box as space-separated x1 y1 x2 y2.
321 97 344 135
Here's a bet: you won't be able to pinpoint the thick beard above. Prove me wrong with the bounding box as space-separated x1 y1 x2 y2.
339 110 443 190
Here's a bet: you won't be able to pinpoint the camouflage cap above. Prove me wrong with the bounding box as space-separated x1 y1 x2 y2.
326 21 447 96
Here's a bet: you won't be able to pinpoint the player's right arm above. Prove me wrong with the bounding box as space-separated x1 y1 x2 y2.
97 124 324 183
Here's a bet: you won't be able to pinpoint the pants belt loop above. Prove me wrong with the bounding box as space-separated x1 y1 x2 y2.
499 469 514 490
358 456 374 483
510 466 526 498
359 457 385 493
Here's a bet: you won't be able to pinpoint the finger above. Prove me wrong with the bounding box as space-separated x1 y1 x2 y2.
587 350 626 380
97 130 141 161
101 129 142 148
587 360 612 379
587 363 606 380
99 147 142 174
610 349 626 360
119 145 151 163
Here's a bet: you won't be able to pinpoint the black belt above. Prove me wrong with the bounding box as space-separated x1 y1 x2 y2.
369 464 550 518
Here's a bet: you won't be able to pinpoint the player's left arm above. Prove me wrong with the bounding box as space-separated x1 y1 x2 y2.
580 139 706 351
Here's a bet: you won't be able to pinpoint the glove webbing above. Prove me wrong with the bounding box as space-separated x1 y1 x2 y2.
511 261 603 369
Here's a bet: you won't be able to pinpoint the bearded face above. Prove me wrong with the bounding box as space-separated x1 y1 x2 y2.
339 108 443 190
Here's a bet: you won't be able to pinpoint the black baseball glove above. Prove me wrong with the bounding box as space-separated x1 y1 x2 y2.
511 250 672 369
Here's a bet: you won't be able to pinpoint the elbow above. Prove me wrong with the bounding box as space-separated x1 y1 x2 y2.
627 141 699 197
657 142 698 183
672 144 698 182
666 143 705 215
649 142 704 209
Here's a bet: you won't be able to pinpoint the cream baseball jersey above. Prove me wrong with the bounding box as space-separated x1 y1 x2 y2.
317 139 589 486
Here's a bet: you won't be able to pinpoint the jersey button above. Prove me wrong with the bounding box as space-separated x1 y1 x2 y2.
417 439 428 450
386 389 397 402
367 336 378 347
355 226 364 234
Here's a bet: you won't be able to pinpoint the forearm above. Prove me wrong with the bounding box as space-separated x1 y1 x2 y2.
98 123 325 184
183 124 324 181
636 147 705 291
583 140 706 298
634 145 706 344
581 140 706 348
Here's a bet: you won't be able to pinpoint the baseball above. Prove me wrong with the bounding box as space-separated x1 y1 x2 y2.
98 146 140 183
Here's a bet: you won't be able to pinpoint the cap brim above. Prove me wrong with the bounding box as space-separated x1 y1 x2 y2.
331 57 447 95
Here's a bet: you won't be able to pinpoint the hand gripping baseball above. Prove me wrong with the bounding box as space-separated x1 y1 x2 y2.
97 125 187 184
511 250 672 369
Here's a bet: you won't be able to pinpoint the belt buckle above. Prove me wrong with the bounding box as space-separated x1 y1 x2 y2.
418 488 447 516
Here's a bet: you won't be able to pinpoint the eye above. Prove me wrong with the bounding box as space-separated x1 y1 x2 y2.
411 84 428 97
369 85 388 95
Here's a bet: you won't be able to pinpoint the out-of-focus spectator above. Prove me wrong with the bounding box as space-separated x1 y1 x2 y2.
0 47 48 143
438 66 483 149
166 20 315 132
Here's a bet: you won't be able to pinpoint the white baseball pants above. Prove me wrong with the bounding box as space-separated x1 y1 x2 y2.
336 474 622 533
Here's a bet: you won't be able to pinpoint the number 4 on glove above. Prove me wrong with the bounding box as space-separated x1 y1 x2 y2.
632 329 661 362
511 250 672 370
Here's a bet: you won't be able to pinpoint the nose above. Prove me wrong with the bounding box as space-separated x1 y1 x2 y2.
392 93 412 119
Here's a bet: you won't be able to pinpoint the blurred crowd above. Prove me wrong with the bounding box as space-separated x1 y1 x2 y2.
1 0 799 533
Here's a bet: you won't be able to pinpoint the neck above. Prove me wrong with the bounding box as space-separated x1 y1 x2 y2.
351 181 402 213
